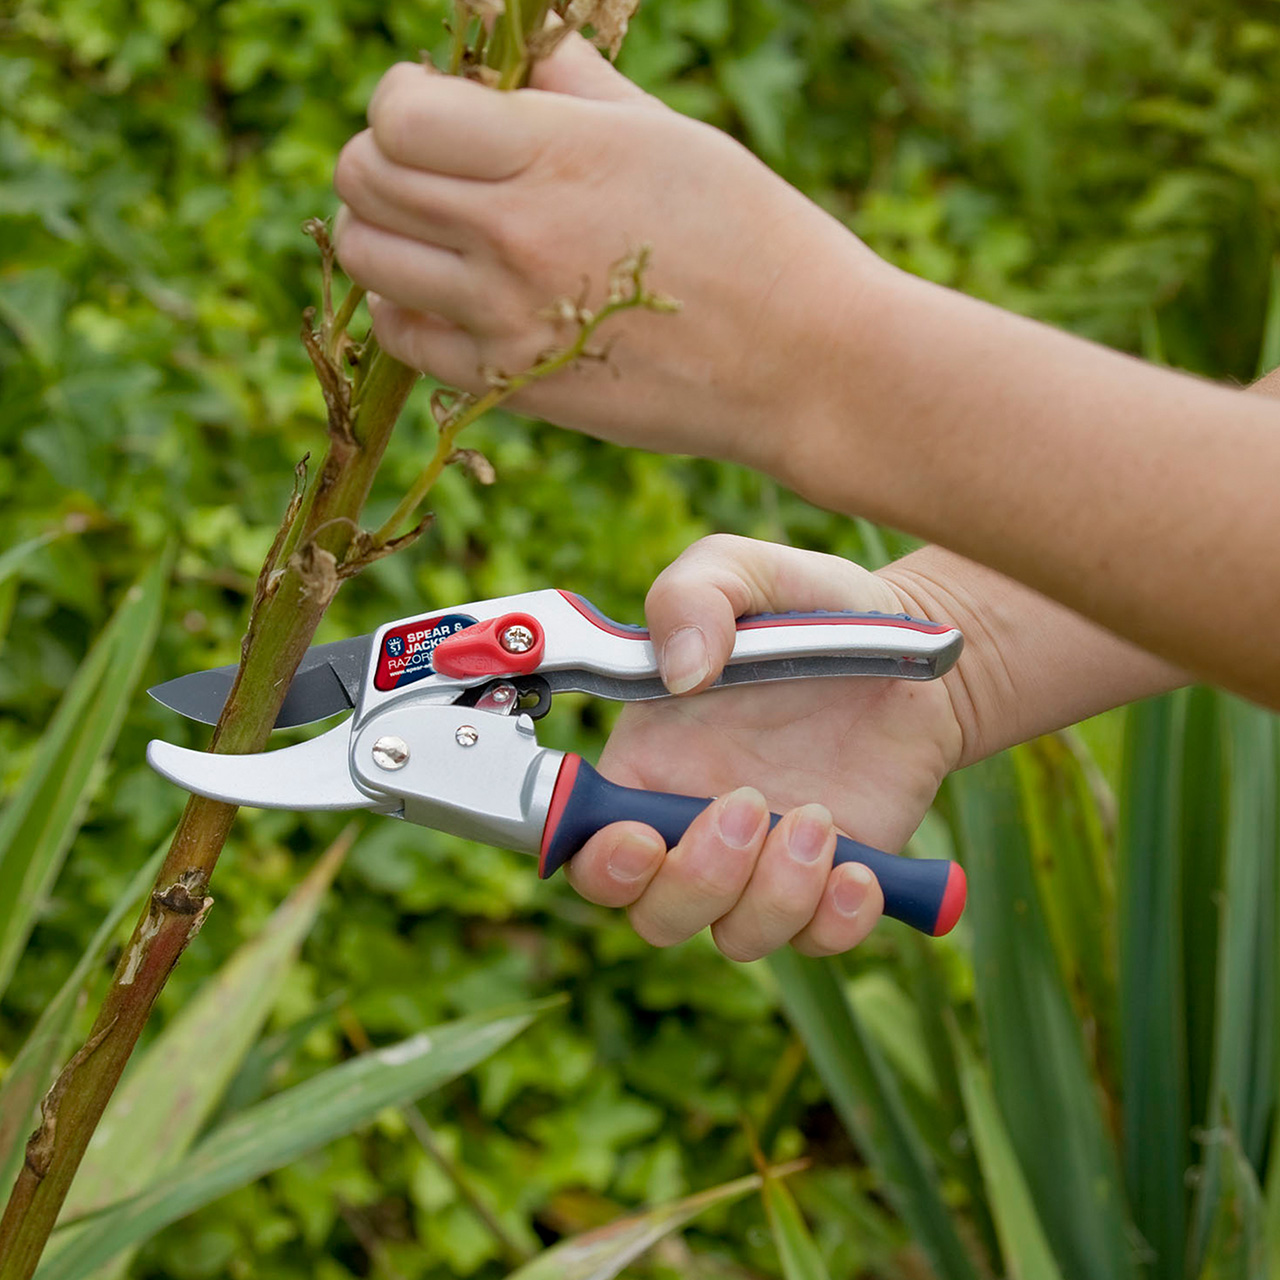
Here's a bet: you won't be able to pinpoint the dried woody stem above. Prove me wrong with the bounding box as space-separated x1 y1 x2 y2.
0 0 659 1270
375 246 678 545
0 236 419 1280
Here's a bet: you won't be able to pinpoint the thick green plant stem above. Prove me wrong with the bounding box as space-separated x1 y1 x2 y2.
0 344 419 1280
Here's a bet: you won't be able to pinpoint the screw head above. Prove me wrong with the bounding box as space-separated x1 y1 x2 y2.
500 624 536 654
455 725 479 747
372 735 410 770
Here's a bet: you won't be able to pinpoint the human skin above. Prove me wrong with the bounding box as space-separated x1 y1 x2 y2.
332 38 1280 958
557 535 1185 958
333 37 1280 707
568 365 1276 960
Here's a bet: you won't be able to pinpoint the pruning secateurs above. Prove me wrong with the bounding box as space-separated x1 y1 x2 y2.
147 589 969 936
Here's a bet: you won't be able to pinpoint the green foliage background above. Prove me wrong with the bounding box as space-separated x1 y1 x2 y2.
1 0 1277 1276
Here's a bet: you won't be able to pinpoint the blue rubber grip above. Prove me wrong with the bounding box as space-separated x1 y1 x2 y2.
541 758 964 936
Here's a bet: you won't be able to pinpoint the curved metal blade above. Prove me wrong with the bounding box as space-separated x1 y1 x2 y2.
148 635 373 728
147 722 388 812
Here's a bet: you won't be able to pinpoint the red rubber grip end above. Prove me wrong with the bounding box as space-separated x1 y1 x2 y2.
932 862 967 937
538 754 582 879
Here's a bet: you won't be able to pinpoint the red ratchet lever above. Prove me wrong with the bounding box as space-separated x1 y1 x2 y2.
146 589 969 937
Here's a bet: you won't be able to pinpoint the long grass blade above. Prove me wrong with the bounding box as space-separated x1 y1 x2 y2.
1195 1119 1265 1280
761 1166 832 1280
35 1001 557 1280
0 842 169 1206
0 550 171 999
1118 694 1190 1278
503 1169 787 1280
768 951 980 1280
949 754 1136 1280
951 1026 1066 1280
1015 732 1118 1097
59 826 357 1227
1189 700 1278 1271
1179 688 1227 1143
0 529 66 590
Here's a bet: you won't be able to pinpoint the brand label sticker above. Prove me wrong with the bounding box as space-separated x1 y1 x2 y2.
374 613 477 691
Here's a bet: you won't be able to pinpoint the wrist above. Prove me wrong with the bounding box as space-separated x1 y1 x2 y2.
735 222 900 494
874 555 994 773
879 547 1190 769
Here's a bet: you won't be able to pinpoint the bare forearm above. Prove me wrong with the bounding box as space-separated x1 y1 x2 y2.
792 262 1280 708
878 547 1186 768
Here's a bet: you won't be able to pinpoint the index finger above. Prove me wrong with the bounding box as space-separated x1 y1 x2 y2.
368 62 544 179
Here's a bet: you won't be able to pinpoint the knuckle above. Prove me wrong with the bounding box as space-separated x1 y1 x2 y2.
333 220 367 275
789 934 832 958
334 222 377 283
682 858 749 904
480 198 541 268
627 906 682 949
698 532 748 557
756 894 814 941
802 914 864 957
710 924 765 964
333 137 370 203
370 82 419 162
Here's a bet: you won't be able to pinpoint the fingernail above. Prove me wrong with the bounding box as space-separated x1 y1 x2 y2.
718 787 766 849
834 864 875 916
660 626 709 694
788 807 832 864
609 832 662 882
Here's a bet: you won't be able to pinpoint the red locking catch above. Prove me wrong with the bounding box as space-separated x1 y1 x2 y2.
430 612 545 679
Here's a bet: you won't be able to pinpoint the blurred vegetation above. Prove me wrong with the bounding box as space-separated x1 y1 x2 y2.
1 0 1277 1276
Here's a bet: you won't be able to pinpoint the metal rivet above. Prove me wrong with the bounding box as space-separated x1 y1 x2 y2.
500 625 535 653
372 735 410 770
455 725 479 747
490 686 514 704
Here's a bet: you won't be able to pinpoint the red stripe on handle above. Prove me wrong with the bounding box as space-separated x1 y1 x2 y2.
538 754 583 878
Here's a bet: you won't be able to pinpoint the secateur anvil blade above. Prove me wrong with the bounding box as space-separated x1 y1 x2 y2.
146 722 389 813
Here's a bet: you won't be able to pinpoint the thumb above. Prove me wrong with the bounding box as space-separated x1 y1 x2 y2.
644 537 769 696
528 31 653 103
644 535 903 695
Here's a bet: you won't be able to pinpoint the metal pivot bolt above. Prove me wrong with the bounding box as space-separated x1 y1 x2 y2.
455 725 479 747
500 625 536 653
372 735 410 770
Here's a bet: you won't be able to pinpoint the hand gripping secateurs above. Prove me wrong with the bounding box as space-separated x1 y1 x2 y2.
147 589 969 937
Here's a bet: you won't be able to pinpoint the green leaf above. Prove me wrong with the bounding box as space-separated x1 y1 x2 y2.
0 841 169 1207
1190 701 1278 1271
768 951 980 1280
60 826 357 1227
1015 733 1118 1095
1196 1121 1266 1280
36 1001 556 1280
761 1168 831 1280
715 43 804 160
0 578 15 659
949 755 1137 1280
503 1170 771 1280
952 1027 1066 1280
0 529 64 589
1117 695 1190 1278
0 548 172 1001
0 267 71 369
1180 689 1228 1143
